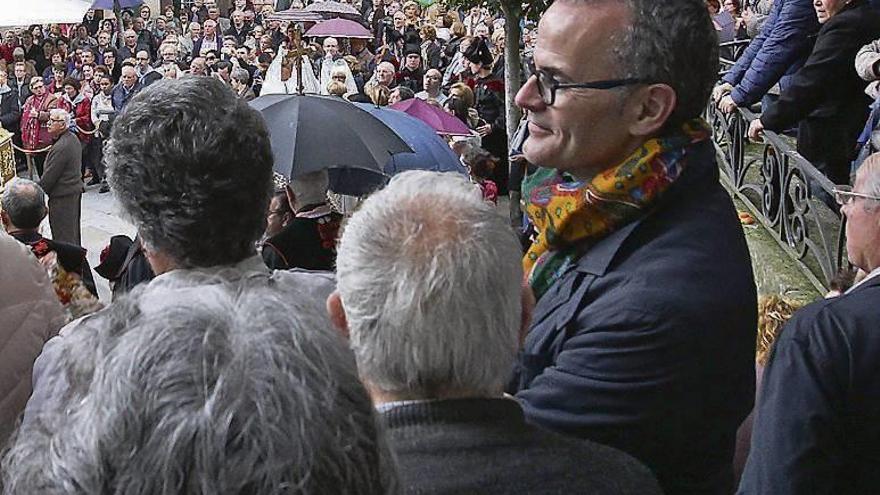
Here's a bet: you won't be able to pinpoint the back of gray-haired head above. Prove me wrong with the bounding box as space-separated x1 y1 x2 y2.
105 76 273 268
230 66 250 84
336 170 523 398
0 178 46 230
290 170 329 208
2 280 397 494
576 0 718 128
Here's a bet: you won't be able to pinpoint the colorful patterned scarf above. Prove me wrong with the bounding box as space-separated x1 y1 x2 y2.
522 118 710 299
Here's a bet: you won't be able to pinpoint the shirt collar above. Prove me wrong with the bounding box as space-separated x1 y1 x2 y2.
846 266 880 294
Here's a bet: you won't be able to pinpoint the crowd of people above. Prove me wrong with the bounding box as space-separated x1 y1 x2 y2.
0 0 879 494
0 0 521 197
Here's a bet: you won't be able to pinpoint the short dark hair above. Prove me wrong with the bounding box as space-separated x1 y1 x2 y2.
106 77 274 268
609 0 719 127
395 86 415 101
61 76 81 91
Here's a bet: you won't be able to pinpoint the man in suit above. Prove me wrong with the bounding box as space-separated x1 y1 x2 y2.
329 170 662 495
737 155 880 494
39 109 84 247
508 1 758 494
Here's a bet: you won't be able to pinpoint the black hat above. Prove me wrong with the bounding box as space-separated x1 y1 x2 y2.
95 235 133 280
464 38 492 67
403 44 421 57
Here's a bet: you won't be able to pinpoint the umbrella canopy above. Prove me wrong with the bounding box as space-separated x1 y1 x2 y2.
249 94 412 185
305 18 372 39
0 0 91 25
91 0 143 8
389 98 473 136
304 0 361 16
265 8 323 23
354 103 467 176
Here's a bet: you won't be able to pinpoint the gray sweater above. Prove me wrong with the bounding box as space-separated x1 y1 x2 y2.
383 398 663 495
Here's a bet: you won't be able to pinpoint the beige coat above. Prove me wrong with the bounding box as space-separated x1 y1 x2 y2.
0 232 65 448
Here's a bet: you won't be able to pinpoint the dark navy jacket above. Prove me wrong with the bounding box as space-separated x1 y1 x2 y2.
723 0 819 106
737 275 880 495
510 139 758 495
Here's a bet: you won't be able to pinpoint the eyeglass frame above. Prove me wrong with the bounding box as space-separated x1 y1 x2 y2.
832 185 880 206
526 59 654 106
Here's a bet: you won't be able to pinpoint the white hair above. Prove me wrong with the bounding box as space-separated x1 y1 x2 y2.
860 153 880 210
48 108 71 128
336 170 523 398
290 170 329 209
2 279 397 493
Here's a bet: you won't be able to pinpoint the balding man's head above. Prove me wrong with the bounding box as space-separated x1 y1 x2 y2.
0 178 47 230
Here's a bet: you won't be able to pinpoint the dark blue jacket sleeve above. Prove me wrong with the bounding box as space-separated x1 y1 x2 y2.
737 306 848 495
727 0 818 106
723 0 779 87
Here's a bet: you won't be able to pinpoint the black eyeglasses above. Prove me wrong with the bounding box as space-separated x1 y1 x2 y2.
527 59 652 106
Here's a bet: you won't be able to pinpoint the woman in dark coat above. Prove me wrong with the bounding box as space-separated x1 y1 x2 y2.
749 0 880 186
464 38 508 194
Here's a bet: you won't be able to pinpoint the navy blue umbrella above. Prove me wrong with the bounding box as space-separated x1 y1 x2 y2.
354 103 468 177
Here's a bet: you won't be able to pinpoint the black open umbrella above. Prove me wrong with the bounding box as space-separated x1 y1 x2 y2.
249 94 412 190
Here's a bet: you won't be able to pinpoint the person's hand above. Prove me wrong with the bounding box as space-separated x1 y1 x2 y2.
742 8 753 22
748 119 765 142
719 94 738 114
712 82 733 103
476 123 491 137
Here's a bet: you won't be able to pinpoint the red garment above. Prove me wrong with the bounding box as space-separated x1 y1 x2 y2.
0 43 15 64
20 93 59 150
58 95 94 144
478 179 498 205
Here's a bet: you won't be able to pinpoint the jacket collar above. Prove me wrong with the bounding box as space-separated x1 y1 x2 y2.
573 138 718 277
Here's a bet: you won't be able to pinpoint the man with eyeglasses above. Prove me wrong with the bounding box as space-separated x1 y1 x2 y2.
507 1 757 494
738 155 880 494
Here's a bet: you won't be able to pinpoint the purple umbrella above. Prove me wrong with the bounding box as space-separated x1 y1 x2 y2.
266 9 324 23
91 0 143 8
305 18 372 39
304 0 361 16
390 98 474 137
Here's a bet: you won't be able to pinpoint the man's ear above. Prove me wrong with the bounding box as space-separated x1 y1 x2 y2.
628 83 677 138
326 291 350 340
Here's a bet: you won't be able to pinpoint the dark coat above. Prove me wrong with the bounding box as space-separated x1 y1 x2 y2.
39 131 83 198
509 140 758 495
0 87 20 132
191 34 223 58
110 81 142 112
722 0 819 106
383 398 663 495
10 231 97 297
261 205 342 271
737 275 880 494
760 0 880 184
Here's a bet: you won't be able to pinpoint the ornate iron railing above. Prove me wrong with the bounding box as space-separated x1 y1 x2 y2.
709 104 846 292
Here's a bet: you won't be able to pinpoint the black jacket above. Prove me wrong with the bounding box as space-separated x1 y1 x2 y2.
10 231 97 297
0 87 20 132
738 275 880 494
383 398 663 495
510 140 758 495
261 204 341 271
760 0 880 181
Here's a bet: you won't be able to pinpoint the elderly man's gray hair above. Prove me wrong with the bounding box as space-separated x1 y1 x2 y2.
0 178 46 229
48 108 71 128
336 170 523 398
860 153 880 209
290 170 329 209
1 280 396 493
